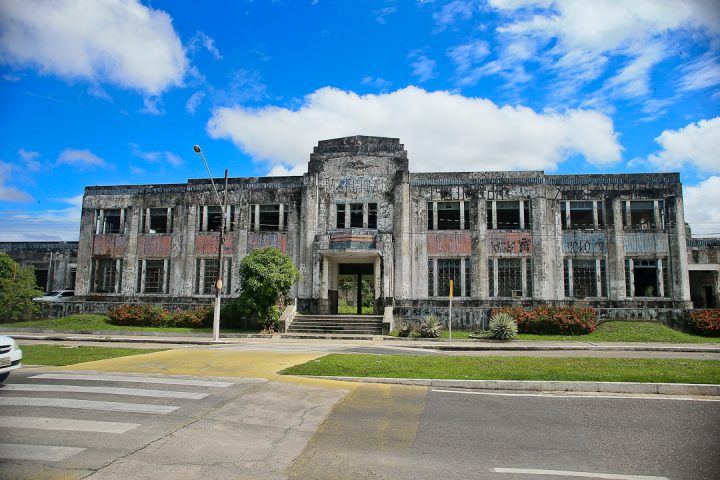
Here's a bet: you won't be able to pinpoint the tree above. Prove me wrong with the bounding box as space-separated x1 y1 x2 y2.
235 247 301 331
0 253 44 322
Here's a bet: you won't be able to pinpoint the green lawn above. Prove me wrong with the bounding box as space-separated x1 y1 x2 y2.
1 314 256 333
21 344 166 366
338 305 374 315
392 321 720 344
282 354 720 384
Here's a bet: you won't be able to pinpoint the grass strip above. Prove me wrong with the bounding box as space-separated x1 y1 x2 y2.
392 321 720 344
21 344 167 366
282 354 720 384
2 314 256 334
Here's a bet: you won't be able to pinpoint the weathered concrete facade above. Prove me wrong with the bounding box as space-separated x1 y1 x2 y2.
687 238 720 308
0 242 78 292
75 136 693 327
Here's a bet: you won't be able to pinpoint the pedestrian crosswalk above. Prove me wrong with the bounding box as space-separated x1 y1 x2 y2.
0 371 237 464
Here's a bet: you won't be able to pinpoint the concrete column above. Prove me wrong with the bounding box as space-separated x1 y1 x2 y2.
608 198 627 300
460 201 466 230
119 208 126 234
320 256 329 300
671 196 691 302
432 201 438 230
593 201 599 229
344 203 350 229
145 208 151 233
393 170 411 300
202 205 209 232
140 259 147 293
163 258 169 294
114 258 122 293
199 258 206 295
519 200 525 230
167 207 173 233
476 199 488 299
254 204 260 232
374 256 382 300
279 204 285 232
299 174 320 300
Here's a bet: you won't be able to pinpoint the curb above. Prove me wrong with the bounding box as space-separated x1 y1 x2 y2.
0 328 272 339
300 376 720 396
397 344 720 353
7 334 236 346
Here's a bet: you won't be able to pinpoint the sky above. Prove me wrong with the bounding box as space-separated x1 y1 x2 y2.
0 0 719 241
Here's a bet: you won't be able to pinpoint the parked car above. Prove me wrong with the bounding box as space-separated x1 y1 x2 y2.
0 336 22 382
33 290 75 302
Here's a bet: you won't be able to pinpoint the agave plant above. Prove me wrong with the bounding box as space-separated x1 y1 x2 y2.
489 312 518 340
397 322 413 337
419 315 442 338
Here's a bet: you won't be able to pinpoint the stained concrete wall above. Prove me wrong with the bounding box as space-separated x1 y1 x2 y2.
0 242 78 292
73 136 692 321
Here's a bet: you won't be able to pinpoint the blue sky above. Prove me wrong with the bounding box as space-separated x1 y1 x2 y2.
0 0 719 240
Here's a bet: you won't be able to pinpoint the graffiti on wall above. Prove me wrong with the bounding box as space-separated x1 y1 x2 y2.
322 176 389 195
562 232 607 255
427 232 472 255
487 231 532 254
247 232 288 253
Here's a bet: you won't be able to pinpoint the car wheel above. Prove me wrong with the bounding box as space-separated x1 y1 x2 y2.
0 372 9 383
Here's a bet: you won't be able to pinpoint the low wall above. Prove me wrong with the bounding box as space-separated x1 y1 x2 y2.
33 297 214 320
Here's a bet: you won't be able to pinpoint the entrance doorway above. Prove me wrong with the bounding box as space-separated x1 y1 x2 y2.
337 263 374 315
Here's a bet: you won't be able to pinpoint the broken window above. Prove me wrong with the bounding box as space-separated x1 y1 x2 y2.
336 203 346 228
427 258 471 297
249 204 285 231
368 203 377 229
350 203 364 228
488 257 531 297
625 257 669 297
195 258 232 295
427 201 469 230
96 209 125 234
623 200 663 230
487 200 530 230
141 208 172 234
136 259 169 294
91 258 122 293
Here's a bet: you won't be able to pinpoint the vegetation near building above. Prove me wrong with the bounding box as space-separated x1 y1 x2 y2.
0 253 44 322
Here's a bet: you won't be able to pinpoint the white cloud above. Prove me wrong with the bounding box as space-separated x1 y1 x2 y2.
677 52 720 92
0 194 83 240
130 144 184 167
646 117 720 173
448 40 491 84
374 6 398 24
361 76 392 91
684 176 720 237
0 0 188 96
186 91 206 115
482 0 720 100
433 1 475 31
409 53 437 82
188 31 223 60
57 148 108 168
18 149 43 172
0 161 32 202
207 86 621 174
141 96 164 115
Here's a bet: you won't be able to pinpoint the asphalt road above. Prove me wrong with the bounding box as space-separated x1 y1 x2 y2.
289 387 720 480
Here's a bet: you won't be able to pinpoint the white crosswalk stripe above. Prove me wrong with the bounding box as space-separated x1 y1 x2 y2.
0 416 140 433
30 373 234 387
2 383 209 399
0 372 236 463
0 443 86 462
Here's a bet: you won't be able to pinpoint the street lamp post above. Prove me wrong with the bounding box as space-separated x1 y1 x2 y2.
193 145 228 342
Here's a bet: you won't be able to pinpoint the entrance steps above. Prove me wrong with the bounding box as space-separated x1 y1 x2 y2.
287 314 384 335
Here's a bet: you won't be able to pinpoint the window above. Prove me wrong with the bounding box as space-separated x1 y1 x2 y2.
625 257 668 297
561 201 603 230
199 205 234 232
195 258 232 295
563 259 606 298
488 258 532 297
427 201 470 230
350 203 363 228
250 204 286 231
141 208 172 234
368 203 377 229
336 203 346 228
96 208 126 234
486 200 531 230
137 259 169 294
335 202 378 229
91 258 122 293
427 258 471 297
623 200 664 230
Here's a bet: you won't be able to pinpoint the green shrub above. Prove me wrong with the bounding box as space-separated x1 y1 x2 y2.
687 310 720 337
108 304 212 328
419 315 442 338
492 305 596 335
489 312 518 340
397 322 413 337
0 253 44 322
172 307 212 328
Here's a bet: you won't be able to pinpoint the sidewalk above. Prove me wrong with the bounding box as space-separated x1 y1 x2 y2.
3 328 720 353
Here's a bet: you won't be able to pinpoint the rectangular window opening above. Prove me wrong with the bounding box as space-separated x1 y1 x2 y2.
368 203 377 229
497 258 522 297
633 259 659 297
495 201 520 229
144 208 171 234
572 259 597 298
437 259 461 297
336 203 346 228
437 202 461 230
569 201 594 230
350 203 363 228
259 204 280 231
101 209 123 234
626 201 657 229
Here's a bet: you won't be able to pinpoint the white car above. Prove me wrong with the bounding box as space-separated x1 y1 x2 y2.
33 290 75 302
0 336 22 382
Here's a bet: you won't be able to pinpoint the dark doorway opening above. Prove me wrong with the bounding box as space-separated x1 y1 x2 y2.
34 269 48 291
338 263 374 315
704 285 716 308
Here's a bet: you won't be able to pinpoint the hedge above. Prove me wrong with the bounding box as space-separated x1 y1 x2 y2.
492 305 597 335
108 304 211 328
687 310 720 337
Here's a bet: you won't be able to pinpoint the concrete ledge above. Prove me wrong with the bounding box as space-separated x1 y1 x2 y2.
391 342 720 353
6 334 242 345
281 333 375 341
299 376 720 396
0 328 272 339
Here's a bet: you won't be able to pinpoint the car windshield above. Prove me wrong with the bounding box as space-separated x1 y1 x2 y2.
46 292 61 296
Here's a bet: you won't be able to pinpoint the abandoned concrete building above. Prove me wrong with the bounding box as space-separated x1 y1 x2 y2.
63 135 708 329
0 242 78 293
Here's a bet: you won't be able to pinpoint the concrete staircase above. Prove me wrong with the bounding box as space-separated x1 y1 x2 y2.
287 314 384 335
